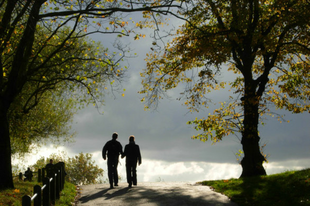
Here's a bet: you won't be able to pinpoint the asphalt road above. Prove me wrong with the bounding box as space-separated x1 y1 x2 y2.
76 182 238 206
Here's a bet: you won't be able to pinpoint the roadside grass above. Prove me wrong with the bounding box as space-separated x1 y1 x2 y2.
57 181 77 206
200 168 310 206
0 179 76 206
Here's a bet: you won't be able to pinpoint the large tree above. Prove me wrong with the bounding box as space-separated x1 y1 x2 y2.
140 0 310 177
0 0 181 189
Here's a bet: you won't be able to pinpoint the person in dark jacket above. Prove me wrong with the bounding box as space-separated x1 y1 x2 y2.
45 159 54 178
122 135 142 188
24 167 33 181
102 132 123 189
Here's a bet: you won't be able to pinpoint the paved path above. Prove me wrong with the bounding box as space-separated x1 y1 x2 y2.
76 182 238 206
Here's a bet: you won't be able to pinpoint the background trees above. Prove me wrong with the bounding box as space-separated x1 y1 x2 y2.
66 153 104 185
31 152 104 185
140 0 310 177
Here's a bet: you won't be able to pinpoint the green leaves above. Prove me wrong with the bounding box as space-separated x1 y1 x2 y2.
66 153 104 185
140 0 310 145
30 153 104 185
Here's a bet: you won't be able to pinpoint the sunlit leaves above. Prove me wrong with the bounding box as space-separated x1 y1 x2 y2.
9 87 76 156
30 153 104 185
66 153 104 185
188 100 241 143
140 0 310 144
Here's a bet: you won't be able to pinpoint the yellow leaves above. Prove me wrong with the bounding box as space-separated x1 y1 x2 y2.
120 21 127 27
135 22 143 29
134 34 146 40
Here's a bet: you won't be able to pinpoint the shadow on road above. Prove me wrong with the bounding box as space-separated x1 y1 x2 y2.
77 183 238 206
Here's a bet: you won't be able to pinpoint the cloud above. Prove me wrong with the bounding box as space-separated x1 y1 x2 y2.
14 144 310 183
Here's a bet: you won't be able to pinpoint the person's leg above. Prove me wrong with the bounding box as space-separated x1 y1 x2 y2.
132 163 137 185
107 159 113 188
126 164 132 187
113 158 119 186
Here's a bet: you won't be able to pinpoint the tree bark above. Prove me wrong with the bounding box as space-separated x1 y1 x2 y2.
0 0 45 190
0 103 13 190
239 82 266 177
240 134 266 177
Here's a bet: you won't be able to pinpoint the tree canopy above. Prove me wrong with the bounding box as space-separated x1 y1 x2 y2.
140 0 310 177
0 0 181 189
9 86 76 156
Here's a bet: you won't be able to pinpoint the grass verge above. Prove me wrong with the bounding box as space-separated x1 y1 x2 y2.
57 181 77 206
0 179 76 206
199 168 310 206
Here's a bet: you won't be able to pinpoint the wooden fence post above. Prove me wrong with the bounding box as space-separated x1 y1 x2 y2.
33 185 41 206
21 164 67 206
50 174 56 204
60 162 65 190
43 177 50 206
56 170 60 199
38 169 42 182
55 162 65 190
22 195 31 206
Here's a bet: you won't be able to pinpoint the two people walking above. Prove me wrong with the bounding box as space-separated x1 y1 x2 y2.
102 132 142 189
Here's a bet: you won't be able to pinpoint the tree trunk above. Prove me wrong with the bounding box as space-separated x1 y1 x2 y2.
0 104 14 189
239 84 266 178
240 134 266 177
0 0 45 190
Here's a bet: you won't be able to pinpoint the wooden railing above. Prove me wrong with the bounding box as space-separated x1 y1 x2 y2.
21 162 66 206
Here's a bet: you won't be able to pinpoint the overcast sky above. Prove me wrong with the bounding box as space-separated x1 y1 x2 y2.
15 14 310 183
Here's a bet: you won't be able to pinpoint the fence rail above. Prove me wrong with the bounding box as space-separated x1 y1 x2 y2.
21 162 65 206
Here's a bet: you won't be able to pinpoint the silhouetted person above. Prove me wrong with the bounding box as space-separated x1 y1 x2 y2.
45 159 54 178
24 167 33 181
122 135 142 188
102 132 123 189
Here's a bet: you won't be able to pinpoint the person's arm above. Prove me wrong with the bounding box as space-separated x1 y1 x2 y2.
120 143 124 157
102 142 108 160
122 145 127 158
137 145 142 165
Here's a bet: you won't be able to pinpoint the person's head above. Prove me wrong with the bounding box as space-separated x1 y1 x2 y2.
129 135 135 142
50 159 53 164
112 132 118 140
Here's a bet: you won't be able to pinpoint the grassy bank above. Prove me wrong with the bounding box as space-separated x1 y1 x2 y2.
200 168 310 206
0 180 76 206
